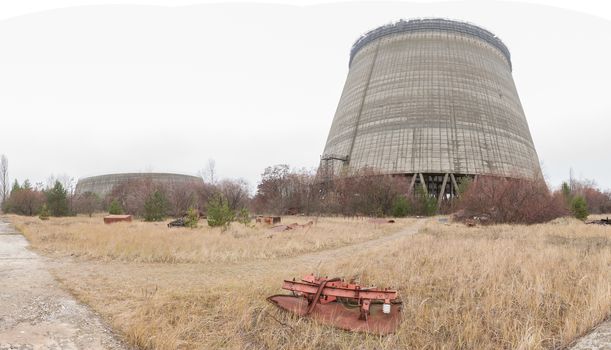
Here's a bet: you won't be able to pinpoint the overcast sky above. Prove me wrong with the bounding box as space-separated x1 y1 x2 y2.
1 0 610 191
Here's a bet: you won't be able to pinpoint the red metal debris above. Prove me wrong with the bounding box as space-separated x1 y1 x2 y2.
103 215 132 224
256 216 281 225
267 274 402 334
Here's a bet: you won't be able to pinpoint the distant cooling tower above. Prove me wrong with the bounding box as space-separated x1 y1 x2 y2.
321 18 541 198
75 173 203 198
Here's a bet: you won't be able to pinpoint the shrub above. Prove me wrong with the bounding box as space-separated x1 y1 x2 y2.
207 194 234 231
236 207 252 226
455 176 568 224
417 189 438 216
143 190 167 222
108 199 123 215
407 187 437 216
184 207 199 228
391 196 410 217
571 196 589 221
38 203 50 220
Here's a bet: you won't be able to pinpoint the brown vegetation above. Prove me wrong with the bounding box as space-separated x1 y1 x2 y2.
106 177 248 219
10 215 404 263
252 165 315 215
253 165 435 217
1 181 45 215
455 176 568 224
7 214 611 349
570 179 611 214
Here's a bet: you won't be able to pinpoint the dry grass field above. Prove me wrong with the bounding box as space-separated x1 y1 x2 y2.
6 214 611 350
10 215 401 263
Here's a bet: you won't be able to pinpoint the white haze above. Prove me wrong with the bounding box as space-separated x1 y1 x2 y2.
0 1 610 190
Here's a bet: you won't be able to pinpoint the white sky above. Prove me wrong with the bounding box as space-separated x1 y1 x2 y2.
1 0 610 191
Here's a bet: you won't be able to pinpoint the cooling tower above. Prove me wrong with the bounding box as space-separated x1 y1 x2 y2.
321 18 541 198
75 173 203 198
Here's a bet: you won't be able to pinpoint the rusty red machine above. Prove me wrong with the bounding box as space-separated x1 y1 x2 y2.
267 274 402 334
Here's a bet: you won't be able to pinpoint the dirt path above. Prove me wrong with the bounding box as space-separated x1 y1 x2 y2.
0 220 129 349
286 218 424 266
210 218 427 280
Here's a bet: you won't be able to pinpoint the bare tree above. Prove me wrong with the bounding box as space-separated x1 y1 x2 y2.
0 155 8 205
202 159 216 184
166 182 198 217
219 179 250 211
74 192 101 217
45 174 75 194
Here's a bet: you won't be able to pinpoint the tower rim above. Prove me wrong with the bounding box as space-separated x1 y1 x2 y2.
349 18 511 70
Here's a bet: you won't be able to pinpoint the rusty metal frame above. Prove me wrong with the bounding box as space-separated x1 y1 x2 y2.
268 274 402 334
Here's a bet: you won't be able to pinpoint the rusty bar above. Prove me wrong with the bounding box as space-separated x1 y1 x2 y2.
281 280 398 301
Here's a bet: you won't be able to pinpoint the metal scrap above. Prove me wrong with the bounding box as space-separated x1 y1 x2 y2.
267 274 402 334
167 218 186 228
103 215 132 224
587 217 611 226
256 216 281 225
271 221 314 232
368 218 395 224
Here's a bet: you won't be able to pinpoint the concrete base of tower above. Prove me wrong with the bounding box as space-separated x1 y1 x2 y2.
394 173 475 205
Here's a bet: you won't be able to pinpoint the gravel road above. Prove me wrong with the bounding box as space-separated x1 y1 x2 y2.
0 220 129 350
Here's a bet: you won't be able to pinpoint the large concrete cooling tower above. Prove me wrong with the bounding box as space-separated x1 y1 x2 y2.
321 18 541 198
75 173 203 198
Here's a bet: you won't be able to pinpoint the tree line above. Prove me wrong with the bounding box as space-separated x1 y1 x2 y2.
1 177 250 221
1 153 610 225
251 164 611 224
0 155 251 222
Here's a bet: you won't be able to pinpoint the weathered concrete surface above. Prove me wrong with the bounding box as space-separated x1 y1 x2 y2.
0 220 129 349
75 172 203 197
571 319 611 350
321 19 541 180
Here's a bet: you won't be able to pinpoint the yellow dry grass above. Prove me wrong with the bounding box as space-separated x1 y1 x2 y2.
6 214 611 350
10 215 401 263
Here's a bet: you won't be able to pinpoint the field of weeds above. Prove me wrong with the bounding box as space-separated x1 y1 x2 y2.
6 214 611 349
9 215 403 263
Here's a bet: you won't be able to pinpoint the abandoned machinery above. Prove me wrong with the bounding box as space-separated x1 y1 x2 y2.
267 274 402 334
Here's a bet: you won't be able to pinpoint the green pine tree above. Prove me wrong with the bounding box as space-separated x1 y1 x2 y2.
206 194 234 231
11 179 21 194
184 207 199 228
571 196 588 221
108 199 123 215
391 195 410 217
38 203 50 220
46 181 69 217
143 190 167 222
236 207 252 226
415 186 437 216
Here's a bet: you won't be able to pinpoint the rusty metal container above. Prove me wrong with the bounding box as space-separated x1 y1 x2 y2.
103 215 132 224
